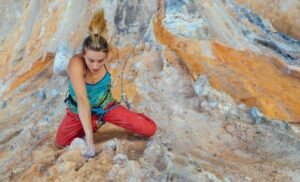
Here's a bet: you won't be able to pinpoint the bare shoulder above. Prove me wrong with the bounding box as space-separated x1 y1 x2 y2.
68 54 84 72
69 54 84 65
67 54 88 99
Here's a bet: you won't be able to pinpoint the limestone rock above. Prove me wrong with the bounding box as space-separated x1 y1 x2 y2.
103 138 119 152
53 42 73 76
68 137 87 155
1 0 300 181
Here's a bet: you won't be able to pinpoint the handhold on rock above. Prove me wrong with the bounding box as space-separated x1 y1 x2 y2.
68 138 87 155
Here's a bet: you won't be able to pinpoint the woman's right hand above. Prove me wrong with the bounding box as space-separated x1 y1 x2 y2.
84 136 96 158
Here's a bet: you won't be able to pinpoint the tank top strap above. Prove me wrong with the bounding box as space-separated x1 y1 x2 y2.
104 64 109 73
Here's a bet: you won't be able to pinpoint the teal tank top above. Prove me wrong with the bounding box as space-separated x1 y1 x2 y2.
66 66 113 114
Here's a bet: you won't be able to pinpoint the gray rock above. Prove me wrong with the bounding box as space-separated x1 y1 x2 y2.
144 139 173 172
113 154 128 165
200 101 210 111
0 100 7 109
38 89 47 101
249 107 265 124
44 115 50 122
269 120 289 130
50 89 60 97
68 138 87 155
194 75 211 97
103 138 119 151
238 103 247 110
53 42 73 76
16 83 26 93
208 101 218 109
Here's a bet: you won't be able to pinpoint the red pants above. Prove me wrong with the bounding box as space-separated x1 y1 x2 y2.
56 101 157 148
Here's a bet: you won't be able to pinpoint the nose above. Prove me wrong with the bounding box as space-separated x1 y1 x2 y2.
91 62 100 68
90 62 102 71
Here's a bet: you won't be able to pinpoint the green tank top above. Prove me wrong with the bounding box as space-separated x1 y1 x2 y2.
66 66 113 114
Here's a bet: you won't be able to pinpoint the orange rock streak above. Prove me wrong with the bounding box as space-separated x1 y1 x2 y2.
153 12 300 122
6 53 54 94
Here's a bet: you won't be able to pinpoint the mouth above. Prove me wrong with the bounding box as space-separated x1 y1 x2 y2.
91 69 99 72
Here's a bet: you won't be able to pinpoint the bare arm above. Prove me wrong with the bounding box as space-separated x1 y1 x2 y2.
67 56 95 154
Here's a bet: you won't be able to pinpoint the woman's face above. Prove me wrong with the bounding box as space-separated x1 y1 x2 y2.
84 48 107 73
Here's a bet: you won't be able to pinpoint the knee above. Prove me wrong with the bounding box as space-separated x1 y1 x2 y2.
143 119 157 137
149 122 157 137
55 132 68 148
55 138 67 149
55 141 67 149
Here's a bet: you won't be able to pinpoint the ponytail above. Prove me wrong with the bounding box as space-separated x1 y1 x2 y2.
83 10 109 53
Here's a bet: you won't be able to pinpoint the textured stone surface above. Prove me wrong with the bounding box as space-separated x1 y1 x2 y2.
1 0 300 181
236 0 300 40
154 0 300 122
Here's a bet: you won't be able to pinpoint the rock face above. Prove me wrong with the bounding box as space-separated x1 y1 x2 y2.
155 0 300 122
0 0 300 181
236 0 300 40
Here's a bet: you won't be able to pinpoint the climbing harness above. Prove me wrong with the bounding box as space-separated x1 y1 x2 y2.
64 90 118 128
91 100 119 127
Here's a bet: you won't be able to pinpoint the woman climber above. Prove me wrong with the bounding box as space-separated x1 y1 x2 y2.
55 10 157 158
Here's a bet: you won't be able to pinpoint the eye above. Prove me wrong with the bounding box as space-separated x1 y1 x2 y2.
97 59 105 63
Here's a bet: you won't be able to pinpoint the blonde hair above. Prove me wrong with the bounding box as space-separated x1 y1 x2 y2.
83 10 108 53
